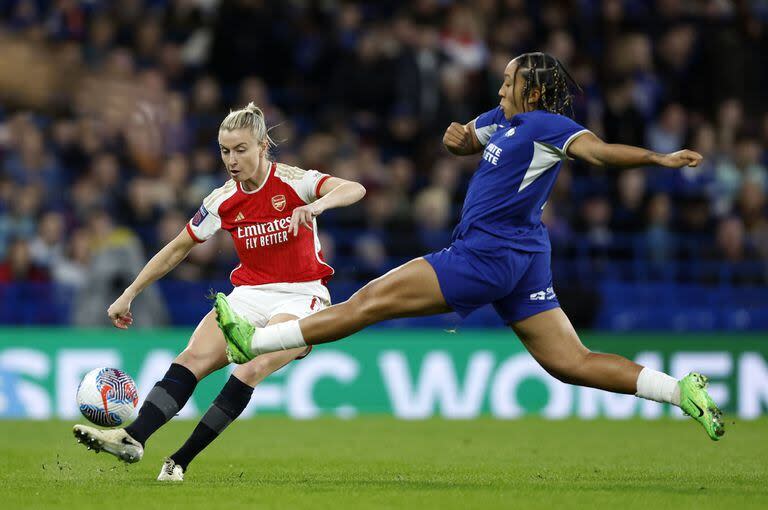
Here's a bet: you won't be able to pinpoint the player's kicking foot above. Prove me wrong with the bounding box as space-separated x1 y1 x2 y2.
157 458 184 482
678 373 725 441
72 424 144 463
214 292 256 364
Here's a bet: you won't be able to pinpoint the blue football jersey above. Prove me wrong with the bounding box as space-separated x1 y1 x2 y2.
453 107 590 252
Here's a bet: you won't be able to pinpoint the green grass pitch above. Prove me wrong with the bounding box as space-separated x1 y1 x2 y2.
1 418 766 509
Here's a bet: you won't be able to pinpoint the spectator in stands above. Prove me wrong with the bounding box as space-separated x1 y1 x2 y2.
413 187 453 253
440 4 488 72
678 123 718 202
0 238 48 283
737 181 768 260
89 153 122 214
656 24 697 102
165 92 192 154
429 158 462 212
612 169 647 233
716 99 744 155
602 79 645 147
645 193 674 265
363 191 396 233
578 195 613 255
715 134 768 212
541 202 572 256
0 184 41 258
354 235 389 282
436 65 476 132
71 209 168 327
709 216 766 285
330 29 397 121
51 228 91 290
3 124 63 199
29 211 65 268
647 103 687 156
188 75 223 146
395 21 445 128
188 146 220 204
387 157 417 222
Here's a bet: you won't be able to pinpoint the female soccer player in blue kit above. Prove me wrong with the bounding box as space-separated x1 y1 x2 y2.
211 53 724 440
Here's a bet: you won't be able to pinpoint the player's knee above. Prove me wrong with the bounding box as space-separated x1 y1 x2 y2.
175 347 222 377
539 346 591 384
348 283 391 324
234 358 275 385
544 359 585 384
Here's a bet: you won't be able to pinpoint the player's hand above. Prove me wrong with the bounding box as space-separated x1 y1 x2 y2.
658 150 703 168
443 122 473 153
107 293 134 330
289 204 319 237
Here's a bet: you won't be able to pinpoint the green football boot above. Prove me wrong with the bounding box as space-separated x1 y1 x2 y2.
213 292 255 364
678 372 725 441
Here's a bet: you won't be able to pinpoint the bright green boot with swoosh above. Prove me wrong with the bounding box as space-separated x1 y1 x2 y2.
214 292 255 364
679 373 725 441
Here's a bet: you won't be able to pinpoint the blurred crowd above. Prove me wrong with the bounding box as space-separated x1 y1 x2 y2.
1 0 767 325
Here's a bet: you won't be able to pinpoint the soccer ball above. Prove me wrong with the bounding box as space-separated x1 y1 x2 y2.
76 368 139 427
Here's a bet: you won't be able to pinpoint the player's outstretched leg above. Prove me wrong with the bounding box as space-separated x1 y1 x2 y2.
216 258 451 362
511 307 724 441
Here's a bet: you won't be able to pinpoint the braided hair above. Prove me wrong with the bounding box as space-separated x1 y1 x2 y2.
513 52 582 118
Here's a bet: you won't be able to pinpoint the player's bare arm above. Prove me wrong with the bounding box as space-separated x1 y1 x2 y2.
442 121 483 156
107 228 197 329
289 177 366 237
566 131 703 169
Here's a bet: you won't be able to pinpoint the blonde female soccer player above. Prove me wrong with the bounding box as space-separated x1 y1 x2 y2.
73 103 366 481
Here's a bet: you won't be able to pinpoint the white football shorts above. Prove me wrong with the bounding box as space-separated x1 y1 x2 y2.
225 279 331 328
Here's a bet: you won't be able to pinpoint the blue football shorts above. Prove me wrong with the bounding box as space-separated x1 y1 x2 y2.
424 238 560 324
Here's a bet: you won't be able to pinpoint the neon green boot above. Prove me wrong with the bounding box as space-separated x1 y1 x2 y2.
213 293 255 364
678 373 725 441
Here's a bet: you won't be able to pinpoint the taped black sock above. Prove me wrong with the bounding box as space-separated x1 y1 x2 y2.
125 363 198 446
170 375 254 471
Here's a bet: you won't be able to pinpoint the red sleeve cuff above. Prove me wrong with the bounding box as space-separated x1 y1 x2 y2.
314 175 331 200
185 223 205 243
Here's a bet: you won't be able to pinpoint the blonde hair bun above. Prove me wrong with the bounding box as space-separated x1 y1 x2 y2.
244 102 263 116
219 102 275 149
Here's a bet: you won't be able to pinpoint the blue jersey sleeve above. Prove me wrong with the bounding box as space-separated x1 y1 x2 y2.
531 113 591 158
472 107 506 146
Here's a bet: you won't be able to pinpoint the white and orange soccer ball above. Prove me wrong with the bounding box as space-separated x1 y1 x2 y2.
76 368 139 427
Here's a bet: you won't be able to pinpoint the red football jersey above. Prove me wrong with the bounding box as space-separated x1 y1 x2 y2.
186 161 334 286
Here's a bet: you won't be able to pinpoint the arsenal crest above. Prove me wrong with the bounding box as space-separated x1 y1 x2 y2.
272 194 286 211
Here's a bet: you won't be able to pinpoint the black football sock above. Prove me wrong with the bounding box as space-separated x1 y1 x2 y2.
125 363 198 446
170 375 254 471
